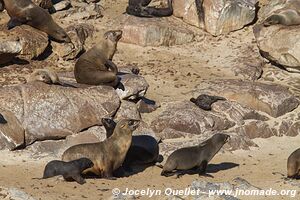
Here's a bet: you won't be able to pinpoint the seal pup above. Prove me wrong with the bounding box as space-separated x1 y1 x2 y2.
62 119 139 179
3 0 70 43
27 69 76 87
126 0 173 18
161 133 230 177
74 30 122 87
190 94 226 111
287 148 300 179
102 117 163 169
41 158 94 184
264 9 300 26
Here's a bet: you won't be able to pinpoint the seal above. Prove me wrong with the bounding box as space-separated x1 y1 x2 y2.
161 133 230 177
74 30 122 87
287 148 300 179
0 0 4 12
102 117 163 169
42 157 94 184
126 0 173 18
27 69 76 87
62 119 139 179
264 9 300 26
2 0 71 42
190 94 226 111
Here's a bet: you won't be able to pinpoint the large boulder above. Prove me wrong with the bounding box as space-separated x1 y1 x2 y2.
203 0 258 36
0 82 120 146
192 79 299 117
172 0 257 36
0 25 48 63
254 24 300 71
121 16 196 46
151 101 235 139
254 0 300 71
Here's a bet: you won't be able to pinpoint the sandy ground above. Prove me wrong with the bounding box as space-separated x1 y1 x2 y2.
0 0 299 199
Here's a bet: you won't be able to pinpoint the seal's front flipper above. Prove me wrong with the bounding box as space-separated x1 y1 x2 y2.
7 18 24 29
71 174 86 185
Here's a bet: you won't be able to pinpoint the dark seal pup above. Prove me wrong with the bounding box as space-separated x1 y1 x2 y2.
62 119 139 179
161 133 230 177
287 148 300 179
263 10 300 26
102 118 163 168
42 158 94 184
2 0 70 42
74 30 122 87
190 94 226 111
126 0 173 18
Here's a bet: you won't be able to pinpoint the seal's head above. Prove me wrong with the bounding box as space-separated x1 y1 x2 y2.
212 133 230 144
104 30 123 42
76 157 94 170
33 70 52 84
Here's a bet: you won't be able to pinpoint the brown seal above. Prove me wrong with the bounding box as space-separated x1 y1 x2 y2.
41 158 94 184
161 133 230 177
62 119 139 179
2 0 71 42
27 69 76 87
102 118 163 167
287 148 300 179
74 30 122 87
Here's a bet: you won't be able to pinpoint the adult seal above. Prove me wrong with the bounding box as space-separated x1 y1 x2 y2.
264 10 300 26
287 148 300 179
74 30 122 87
62 119 139 179
41 158 94 184
102 118 163 168
126 0 173 18
161 133 230 177
2 0 71 42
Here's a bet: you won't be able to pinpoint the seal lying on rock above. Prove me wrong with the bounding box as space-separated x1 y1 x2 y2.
42 158 94 184
62 119 139 179
74 30 122 87
264 9 300 26
161 133 230 177
126 0 173 18
102 118 163 169
2 0 70 42
190 94 226 110
27 69 76 87
287 148 300 179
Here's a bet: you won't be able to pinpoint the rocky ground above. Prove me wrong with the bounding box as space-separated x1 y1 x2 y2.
0 0 299 199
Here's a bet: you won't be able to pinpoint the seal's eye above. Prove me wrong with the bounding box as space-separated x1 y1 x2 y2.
128 120 134 126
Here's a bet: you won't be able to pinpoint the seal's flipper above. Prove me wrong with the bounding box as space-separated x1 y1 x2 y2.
7 18 24 29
